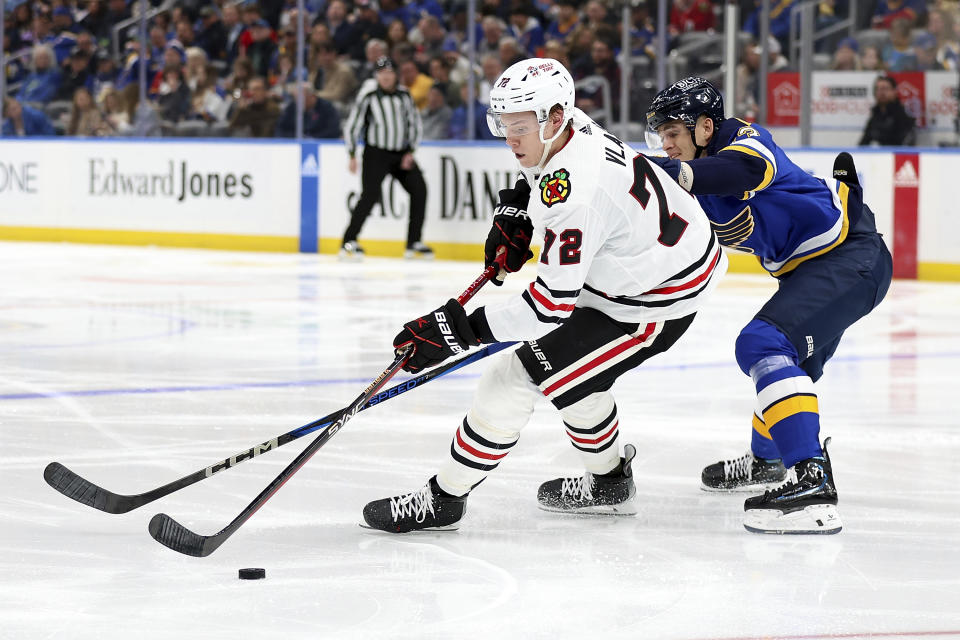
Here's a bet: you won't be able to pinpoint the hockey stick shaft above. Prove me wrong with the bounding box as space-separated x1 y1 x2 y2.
149 265 498 556
45 339 516 514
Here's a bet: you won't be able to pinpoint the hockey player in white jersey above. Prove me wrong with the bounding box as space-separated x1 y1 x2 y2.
362 58 727 533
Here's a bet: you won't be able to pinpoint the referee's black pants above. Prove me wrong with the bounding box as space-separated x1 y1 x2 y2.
343 146 428 247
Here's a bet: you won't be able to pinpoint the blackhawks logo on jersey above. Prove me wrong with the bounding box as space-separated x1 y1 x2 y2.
539 168 571 207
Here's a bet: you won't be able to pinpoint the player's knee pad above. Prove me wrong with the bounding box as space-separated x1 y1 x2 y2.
734 319 799 378
560 391 615 429
468 351 540 438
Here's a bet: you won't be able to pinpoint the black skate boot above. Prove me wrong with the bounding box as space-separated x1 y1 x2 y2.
338 241 365 261
403 242 435 260
743 437 842 535
362 476 466 533
701 452 788 492
537 444 637 515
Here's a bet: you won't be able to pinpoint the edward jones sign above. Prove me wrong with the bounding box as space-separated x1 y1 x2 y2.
0 140 299 236
88 158 254 202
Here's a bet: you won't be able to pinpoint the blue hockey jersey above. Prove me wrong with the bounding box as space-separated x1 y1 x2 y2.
683 118 854 276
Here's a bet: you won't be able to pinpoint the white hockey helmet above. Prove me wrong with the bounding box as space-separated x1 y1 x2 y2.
486 57 575 144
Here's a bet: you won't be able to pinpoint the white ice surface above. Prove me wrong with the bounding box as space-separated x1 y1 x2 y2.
1 242 958 640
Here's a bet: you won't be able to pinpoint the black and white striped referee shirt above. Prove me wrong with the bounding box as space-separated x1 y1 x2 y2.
344 84 423 156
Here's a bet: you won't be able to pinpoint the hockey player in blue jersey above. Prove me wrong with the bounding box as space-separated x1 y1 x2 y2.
644 77 893 534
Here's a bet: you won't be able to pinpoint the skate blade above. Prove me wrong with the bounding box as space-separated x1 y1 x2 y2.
358 522 459 533
537 499 638 516
743 503 842 535
700 481 786 494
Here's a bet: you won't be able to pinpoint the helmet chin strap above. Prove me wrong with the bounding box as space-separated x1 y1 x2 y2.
515 117 571 185
528 118 569 179
689 127 706 158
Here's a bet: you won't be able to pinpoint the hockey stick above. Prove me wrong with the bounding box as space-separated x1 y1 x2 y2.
44 340 516 515
148 265 499 557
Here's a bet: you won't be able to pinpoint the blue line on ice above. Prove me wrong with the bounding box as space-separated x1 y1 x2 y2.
1 350 956 402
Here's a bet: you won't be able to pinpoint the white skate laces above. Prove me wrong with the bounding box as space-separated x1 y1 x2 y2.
762 466 800 495
723 453 754 480
389 486 436 524
560 474 594 501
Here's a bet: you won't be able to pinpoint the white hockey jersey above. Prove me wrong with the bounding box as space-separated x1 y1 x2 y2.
483 110 727 342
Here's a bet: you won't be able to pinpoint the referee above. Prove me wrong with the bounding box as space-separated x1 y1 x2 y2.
342 57 432 259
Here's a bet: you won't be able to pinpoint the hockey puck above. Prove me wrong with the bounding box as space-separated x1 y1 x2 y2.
238 568 266 580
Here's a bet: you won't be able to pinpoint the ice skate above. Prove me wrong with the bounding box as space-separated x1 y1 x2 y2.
743 437 842 535
701 451 788 492
338 241 365 261
537 444 637 515
403 242 434 260
362 476 466 533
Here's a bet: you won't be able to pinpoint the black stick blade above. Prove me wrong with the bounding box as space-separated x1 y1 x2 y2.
149 513 211 557
44 462 133 514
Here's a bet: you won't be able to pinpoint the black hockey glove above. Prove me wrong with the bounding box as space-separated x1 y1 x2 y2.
484 179 534 285
393 299 480 373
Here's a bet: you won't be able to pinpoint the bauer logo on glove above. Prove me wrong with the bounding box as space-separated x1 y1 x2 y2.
484 178 535 282
433 310 464 355
492 204 529 220
394 299 480 372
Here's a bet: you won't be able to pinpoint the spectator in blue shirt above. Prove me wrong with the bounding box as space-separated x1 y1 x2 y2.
546 0 580 42
17 44 63 105
630 3 656 59
508 0 546 56
275 83 342 138
406 0 446 28
872 0 926 29
743 0 797 51
2 97 56 136
325 0 358 55
147 24 169 65
448 2 484 49
914 32 946 70
882 18 919 71
378 0 408 30
52 6 80 35
449 83 496 140
49 8 80 64
115 40 153 90
88 51 119 100
30 11 58 50
417 15 450 61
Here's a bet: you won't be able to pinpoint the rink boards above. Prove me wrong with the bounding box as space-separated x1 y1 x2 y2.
0 138 958 280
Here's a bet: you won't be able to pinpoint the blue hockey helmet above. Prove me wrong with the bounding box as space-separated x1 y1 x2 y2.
645 76 725 137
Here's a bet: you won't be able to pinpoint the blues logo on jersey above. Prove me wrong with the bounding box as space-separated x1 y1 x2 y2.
696 119 853 276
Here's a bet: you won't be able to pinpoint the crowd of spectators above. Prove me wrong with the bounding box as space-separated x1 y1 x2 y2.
733 0 959 137
2 0 959 142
